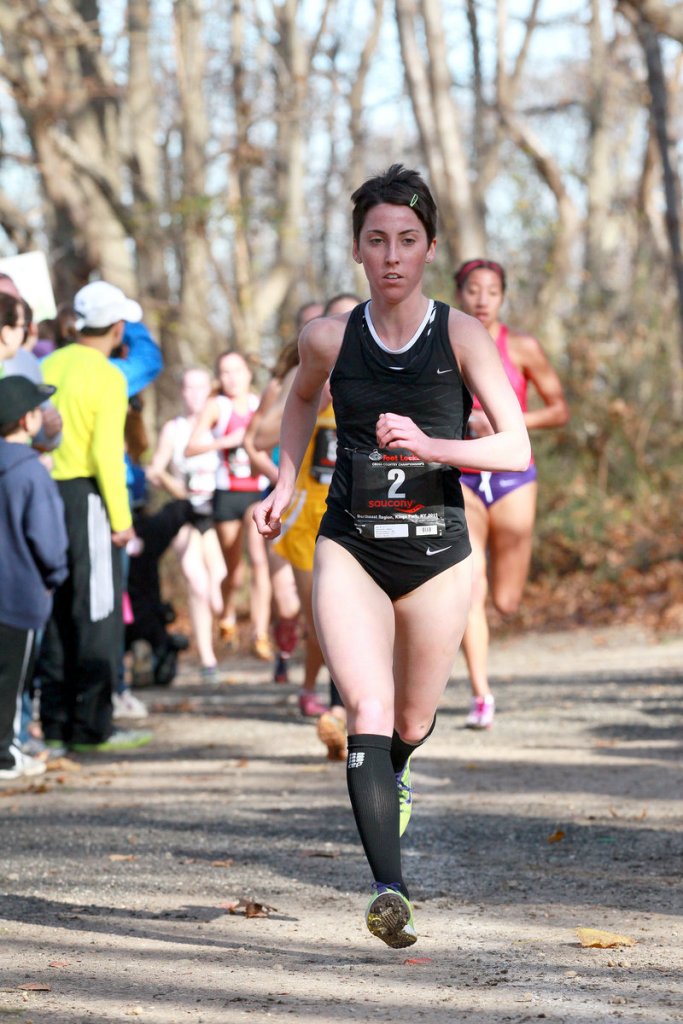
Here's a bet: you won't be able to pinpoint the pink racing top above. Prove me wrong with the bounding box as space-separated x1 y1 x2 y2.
472 324 528 412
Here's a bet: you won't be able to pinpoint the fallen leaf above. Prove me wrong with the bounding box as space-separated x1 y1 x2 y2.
222 898 277 918
547 829 566 844
404 957 433 965
48 961 70 968
109 854 137 862
45 757 81 773
576 928 636 949
210 859 235 868
245 902 273 918
17 982 51 991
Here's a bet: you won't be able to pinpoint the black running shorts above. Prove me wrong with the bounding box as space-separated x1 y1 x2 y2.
317 506 471 601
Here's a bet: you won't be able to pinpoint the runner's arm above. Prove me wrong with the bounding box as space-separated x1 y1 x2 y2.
516 333 570 430
377 310 530 472
184 397 220 457
243 379 284 484
251 368 296 452
146 422 188 500
253 322 335 537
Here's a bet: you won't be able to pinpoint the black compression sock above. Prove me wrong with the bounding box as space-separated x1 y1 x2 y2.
346 734 407 898
390 714 437 774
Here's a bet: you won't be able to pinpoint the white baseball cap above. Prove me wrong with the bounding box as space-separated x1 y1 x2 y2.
73 281 143 330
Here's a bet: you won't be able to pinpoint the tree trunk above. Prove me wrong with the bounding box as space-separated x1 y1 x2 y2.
395 0 486 264
583 0 618 301
128 0 169 322
170 0 214 379
622 5 683 415
501 110 580 352
618 0 683 44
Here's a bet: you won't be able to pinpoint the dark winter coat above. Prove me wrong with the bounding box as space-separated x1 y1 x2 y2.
0 439 68 630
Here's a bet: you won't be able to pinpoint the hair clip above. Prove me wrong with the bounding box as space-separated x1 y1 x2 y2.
410 194 419 207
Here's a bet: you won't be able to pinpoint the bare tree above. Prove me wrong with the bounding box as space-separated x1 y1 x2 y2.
583 0 618 300
494 2 580 347
619 0 683 44
619 1 683 413
0 1 136 297
395 0 486 264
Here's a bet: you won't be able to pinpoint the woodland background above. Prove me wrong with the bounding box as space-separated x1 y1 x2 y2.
0 0 682 630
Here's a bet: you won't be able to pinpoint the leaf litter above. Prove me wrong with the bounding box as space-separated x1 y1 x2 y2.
576 928 637 949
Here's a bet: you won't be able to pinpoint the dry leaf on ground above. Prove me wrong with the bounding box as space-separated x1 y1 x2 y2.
45 758 81 773
109 854 137 862
221 899 277 918
17 982 51 991
547 830 566 844
576 928 636 948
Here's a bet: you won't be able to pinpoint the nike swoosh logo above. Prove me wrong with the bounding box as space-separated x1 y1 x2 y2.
436 368 453 375
426 545 452 556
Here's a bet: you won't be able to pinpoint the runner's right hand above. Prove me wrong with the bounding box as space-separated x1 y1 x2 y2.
253 487 290 539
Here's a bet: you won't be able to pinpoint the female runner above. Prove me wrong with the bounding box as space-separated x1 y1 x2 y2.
146 367 226 680
186 351 272 659
454 260 569 728
254 165 530 949
253 293 361 740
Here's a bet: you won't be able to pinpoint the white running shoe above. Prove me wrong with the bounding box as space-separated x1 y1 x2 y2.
112 689 149 721
0 746 47 781
465 695 495 729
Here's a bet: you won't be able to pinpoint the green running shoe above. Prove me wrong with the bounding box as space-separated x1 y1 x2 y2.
69 728 153 754
396 758 413 837
365 883 417 948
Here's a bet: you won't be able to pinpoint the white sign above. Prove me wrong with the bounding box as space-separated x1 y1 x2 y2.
0 251 57 321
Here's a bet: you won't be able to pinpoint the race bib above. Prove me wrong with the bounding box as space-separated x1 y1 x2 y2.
310 426 337 484
228 446 251 478
350 449 445 539
187 466 216 500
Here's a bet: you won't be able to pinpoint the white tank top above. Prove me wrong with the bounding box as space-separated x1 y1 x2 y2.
170 416 219 509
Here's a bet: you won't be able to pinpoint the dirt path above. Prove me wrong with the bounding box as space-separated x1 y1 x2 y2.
2 625 682 1024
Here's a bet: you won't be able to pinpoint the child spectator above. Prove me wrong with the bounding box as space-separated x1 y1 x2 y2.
0 376 68 780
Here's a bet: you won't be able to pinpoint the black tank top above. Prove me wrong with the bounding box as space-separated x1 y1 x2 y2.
327 299 472 514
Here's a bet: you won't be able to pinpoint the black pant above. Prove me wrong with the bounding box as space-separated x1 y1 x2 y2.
38 479 122 745
126 500 192 652
0 623 36 769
